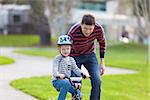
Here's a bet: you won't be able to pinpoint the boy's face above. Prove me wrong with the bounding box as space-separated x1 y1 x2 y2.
81 24 95 37
59 45 71 57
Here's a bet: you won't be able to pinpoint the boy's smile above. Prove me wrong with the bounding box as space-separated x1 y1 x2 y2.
59 45 71 57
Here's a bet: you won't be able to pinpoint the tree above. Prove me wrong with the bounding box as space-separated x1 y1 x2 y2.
133 0 150 43
44 0 78 36
0 0 80 45
117 0 132 15
31 0 79 45
132 0 150 64
29 0 51 45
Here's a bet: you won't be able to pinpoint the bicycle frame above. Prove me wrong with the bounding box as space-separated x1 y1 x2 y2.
56 76 82 100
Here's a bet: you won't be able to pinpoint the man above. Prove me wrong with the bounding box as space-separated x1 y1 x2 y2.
67 14 106 100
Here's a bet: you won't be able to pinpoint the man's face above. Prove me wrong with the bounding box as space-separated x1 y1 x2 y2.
59 45 71 57
81 24 95 37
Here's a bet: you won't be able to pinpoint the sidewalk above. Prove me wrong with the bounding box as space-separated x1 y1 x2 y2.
0 47 137 100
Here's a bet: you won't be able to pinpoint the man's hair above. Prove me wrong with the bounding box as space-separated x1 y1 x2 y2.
81 14 95 25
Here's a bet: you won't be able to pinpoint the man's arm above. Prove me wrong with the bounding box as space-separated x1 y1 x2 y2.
100 58 105 76
96 24 106 76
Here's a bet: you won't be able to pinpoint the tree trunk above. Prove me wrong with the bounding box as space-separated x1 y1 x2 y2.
148 36 150 64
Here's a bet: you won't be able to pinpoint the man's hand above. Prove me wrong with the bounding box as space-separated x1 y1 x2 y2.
100 58 105 76
81 73 86 79
81 73 90 79
100 66 105 76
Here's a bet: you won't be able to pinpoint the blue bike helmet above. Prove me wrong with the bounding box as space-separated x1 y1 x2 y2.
57 35 72 45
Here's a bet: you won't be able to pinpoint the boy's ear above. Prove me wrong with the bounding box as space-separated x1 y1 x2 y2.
59 46 62 49
57 45 61 48
57 46 61 51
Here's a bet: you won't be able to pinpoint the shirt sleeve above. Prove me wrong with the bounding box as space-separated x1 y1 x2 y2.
52 56 61 77
67 23 80 40
67 27 74 41
97 25 106 58
70 57 82 76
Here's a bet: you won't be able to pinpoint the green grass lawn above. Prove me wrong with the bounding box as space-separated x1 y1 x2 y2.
0 56 15 65
14 48 58 58
10 73 149 100
0 34 39 46
0 34 57 47
15 43 148 71
10 43 150 100
105 43 148 71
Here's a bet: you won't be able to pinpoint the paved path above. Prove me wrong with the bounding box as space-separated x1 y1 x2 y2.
0 47 137 100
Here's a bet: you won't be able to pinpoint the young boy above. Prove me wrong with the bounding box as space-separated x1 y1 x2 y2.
52 35 86 100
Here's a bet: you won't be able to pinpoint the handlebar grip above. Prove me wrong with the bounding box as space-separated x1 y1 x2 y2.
56 76 68 79
65 76 69 79
56 76 60 79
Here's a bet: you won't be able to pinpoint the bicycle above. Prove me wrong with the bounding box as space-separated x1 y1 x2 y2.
56 76 83 100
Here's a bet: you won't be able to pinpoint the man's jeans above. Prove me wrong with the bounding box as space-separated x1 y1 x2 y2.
52 79 80 100
72 52 101 100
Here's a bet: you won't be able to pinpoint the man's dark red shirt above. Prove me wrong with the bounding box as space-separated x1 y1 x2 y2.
67 23 106 58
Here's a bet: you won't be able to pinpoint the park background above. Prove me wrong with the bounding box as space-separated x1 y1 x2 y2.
0 0 149 100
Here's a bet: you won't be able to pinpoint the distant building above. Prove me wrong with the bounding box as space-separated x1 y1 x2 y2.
70 0 138 43
0 4 32 34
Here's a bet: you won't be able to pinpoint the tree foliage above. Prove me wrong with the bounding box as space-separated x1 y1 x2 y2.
44 0 78 36
133 0 150 42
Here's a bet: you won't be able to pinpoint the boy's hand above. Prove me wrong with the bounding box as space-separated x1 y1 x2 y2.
74 83 81 89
